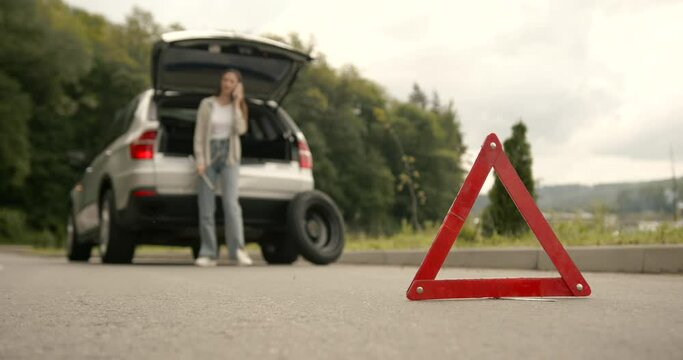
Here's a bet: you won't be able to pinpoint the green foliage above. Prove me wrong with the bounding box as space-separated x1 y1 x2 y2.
408 83 428 109
0 208 29 244
0 74 31 193
482 121 535 236
346 218 683 251
1 0 90 233
0 207 60 246
381 101 465 229
0 1 165 244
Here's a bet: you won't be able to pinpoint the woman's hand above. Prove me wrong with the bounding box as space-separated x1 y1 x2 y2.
233 83 244 102
197 163 206 175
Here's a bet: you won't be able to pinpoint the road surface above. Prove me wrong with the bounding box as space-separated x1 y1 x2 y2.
1 250 681 359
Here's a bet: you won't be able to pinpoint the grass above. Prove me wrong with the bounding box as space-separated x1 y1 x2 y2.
346 221 683 251
20 245 193 257
22 243 262 257
8 220 683 256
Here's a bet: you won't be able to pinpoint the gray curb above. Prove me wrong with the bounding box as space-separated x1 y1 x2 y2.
338 245 683 273
3 245 680 273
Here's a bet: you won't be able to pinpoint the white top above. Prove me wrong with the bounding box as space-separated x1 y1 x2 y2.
210 103 234 139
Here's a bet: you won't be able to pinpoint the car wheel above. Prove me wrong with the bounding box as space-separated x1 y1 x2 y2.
287 190 344 265
66 212 91 262
99 190 135 264
259 232 299 264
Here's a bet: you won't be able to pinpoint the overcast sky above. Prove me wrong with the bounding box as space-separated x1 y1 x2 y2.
65 0 683 187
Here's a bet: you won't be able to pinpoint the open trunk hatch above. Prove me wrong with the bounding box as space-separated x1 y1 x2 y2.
152 31 312 103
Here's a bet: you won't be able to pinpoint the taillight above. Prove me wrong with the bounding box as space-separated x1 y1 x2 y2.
132 188 157 197
130 130 157 160
298 139 313 169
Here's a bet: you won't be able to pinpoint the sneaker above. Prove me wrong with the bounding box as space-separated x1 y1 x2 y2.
194 256 217 267
236 248 253 266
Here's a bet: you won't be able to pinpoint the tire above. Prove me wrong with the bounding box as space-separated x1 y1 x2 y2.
287 190 344 265
99 190 135 264
259 232 299 264
66 212 91 262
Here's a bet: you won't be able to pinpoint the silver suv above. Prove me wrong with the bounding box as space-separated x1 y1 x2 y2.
67 31 345 265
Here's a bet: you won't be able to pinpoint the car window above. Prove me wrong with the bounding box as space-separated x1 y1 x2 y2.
120 96 140 131
102 96 141 149
161 42 296 98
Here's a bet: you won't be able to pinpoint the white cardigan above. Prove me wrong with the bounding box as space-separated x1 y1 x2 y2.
193 96 248 166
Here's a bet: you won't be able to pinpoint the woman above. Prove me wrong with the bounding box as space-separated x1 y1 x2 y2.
193 69 253 267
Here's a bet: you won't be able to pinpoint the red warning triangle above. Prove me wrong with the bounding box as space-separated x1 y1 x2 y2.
406 133 591 300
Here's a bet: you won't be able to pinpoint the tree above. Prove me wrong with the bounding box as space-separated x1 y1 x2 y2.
381 101 465 230
374 107 422 231
0 74 31 196
430 90 441 114
408 83 427 109
0 0 92 232
482 121 535 236
0 1 169 244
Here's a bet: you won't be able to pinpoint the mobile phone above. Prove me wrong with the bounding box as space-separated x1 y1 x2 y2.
233 83 243 98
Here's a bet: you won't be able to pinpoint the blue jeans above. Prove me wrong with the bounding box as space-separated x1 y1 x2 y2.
197 139 245 259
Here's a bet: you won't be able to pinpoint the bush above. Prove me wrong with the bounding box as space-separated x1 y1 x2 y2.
0 207 65 247
0 208 29 243
30 228 63 248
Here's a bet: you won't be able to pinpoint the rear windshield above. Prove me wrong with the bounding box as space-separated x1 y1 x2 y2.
158 42 294 97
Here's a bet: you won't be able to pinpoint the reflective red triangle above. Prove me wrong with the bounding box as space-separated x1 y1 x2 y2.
406 133 591 300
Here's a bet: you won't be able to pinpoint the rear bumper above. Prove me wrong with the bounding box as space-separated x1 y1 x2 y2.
117 193 289 244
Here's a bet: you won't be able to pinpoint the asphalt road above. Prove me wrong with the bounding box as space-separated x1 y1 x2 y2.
1 250 682 359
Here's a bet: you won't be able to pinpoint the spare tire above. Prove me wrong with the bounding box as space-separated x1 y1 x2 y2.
287 190 344 265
